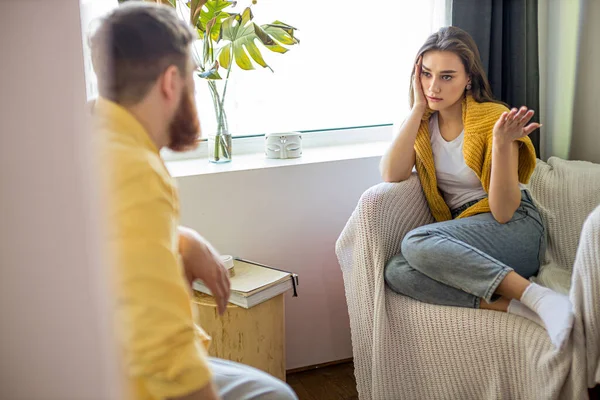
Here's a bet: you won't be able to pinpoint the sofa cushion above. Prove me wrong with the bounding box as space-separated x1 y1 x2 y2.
528 157 600 292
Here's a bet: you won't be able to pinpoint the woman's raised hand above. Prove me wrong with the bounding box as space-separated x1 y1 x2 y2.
493 106 541 147
413 56 427 113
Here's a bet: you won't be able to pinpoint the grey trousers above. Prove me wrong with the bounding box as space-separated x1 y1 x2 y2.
210 358 298 400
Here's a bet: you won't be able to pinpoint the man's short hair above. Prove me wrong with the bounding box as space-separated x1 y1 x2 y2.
90 2 195 105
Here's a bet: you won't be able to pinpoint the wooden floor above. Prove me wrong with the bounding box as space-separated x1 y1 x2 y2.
590 385 600 400
287 362 358 400
287 361 600 400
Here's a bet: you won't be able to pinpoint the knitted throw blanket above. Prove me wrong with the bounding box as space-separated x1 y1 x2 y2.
414 95 537 221
335 157 600 399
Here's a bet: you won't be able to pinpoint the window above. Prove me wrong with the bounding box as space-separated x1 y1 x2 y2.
80 0 448 137
80 0 118 100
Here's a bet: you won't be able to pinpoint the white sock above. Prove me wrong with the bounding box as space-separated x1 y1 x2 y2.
520 283 574 350
507 299 543 326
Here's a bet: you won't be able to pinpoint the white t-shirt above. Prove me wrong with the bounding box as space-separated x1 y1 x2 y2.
429 112 488 210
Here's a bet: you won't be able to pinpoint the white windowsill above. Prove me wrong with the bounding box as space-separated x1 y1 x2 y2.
165 125 392 178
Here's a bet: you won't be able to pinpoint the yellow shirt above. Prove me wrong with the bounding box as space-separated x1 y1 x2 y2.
414 95 537 222
95 98 211 399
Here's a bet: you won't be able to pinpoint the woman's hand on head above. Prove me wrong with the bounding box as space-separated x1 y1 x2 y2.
412 56 427 113
493 106 541 147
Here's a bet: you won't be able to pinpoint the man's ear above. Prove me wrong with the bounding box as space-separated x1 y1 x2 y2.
159 65 180 103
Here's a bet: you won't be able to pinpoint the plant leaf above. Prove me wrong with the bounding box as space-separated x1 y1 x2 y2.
252 23 276 46
232 42 254 70
198 0 235 40
190 0 209 26
197 61 222 79
203 17 217 64
218 43 232 69
245 26 270 69
204 0 234 18
220 11 252 70
262 22 299 46
216 6 299 70
220 8 280 70
258 21 299 54
205 12 230 42
271 20 298 32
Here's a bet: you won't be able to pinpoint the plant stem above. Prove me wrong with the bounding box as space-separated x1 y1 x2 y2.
209 46 234 162
217 46 235 131
207 80 223 160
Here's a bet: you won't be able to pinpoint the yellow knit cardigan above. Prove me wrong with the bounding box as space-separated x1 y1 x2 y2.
414 95 537 222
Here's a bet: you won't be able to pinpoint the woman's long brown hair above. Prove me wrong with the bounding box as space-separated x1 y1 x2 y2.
409 26 506 109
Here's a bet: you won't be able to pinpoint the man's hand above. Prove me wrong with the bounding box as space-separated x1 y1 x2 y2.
178 227 230 315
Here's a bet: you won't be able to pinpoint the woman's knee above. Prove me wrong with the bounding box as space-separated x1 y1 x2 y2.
384 255 413 292
400 227 429 263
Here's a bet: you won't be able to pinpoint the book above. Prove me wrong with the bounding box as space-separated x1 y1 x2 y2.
192 258 298 309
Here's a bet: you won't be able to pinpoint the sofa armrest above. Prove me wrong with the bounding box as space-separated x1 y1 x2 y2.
336 173 434 278
334 173 433 399
570 204 600 388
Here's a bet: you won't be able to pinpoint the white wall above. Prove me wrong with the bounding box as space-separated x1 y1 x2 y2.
570 0 600 163
176 157 382 369
0 1 119 398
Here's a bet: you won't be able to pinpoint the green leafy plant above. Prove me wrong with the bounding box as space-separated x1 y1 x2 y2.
123 0 299 162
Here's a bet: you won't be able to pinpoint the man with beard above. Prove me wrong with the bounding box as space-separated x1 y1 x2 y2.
91 3 297 400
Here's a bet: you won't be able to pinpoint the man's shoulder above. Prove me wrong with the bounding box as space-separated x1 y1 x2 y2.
99 132 174 198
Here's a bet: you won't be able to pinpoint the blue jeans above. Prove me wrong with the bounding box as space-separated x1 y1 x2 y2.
384 190 546 308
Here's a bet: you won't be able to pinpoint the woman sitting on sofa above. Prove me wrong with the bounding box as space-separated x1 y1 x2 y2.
380 26 573 350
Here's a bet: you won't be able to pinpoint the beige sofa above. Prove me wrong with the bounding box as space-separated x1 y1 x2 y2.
336 157 600 399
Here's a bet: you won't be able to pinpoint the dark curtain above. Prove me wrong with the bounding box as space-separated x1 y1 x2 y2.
452 0 540 156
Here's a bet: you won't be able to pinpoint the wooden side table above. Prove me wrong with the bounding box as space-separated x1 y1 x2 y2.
192 292 286 381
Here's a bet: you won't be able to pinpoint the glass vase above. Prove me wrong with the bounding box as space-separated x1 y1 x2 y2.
207 79 232 163
208 131 232 163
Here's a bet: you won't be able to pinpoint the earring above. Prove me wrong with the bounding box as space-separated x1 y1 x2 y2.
466 84 472 90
